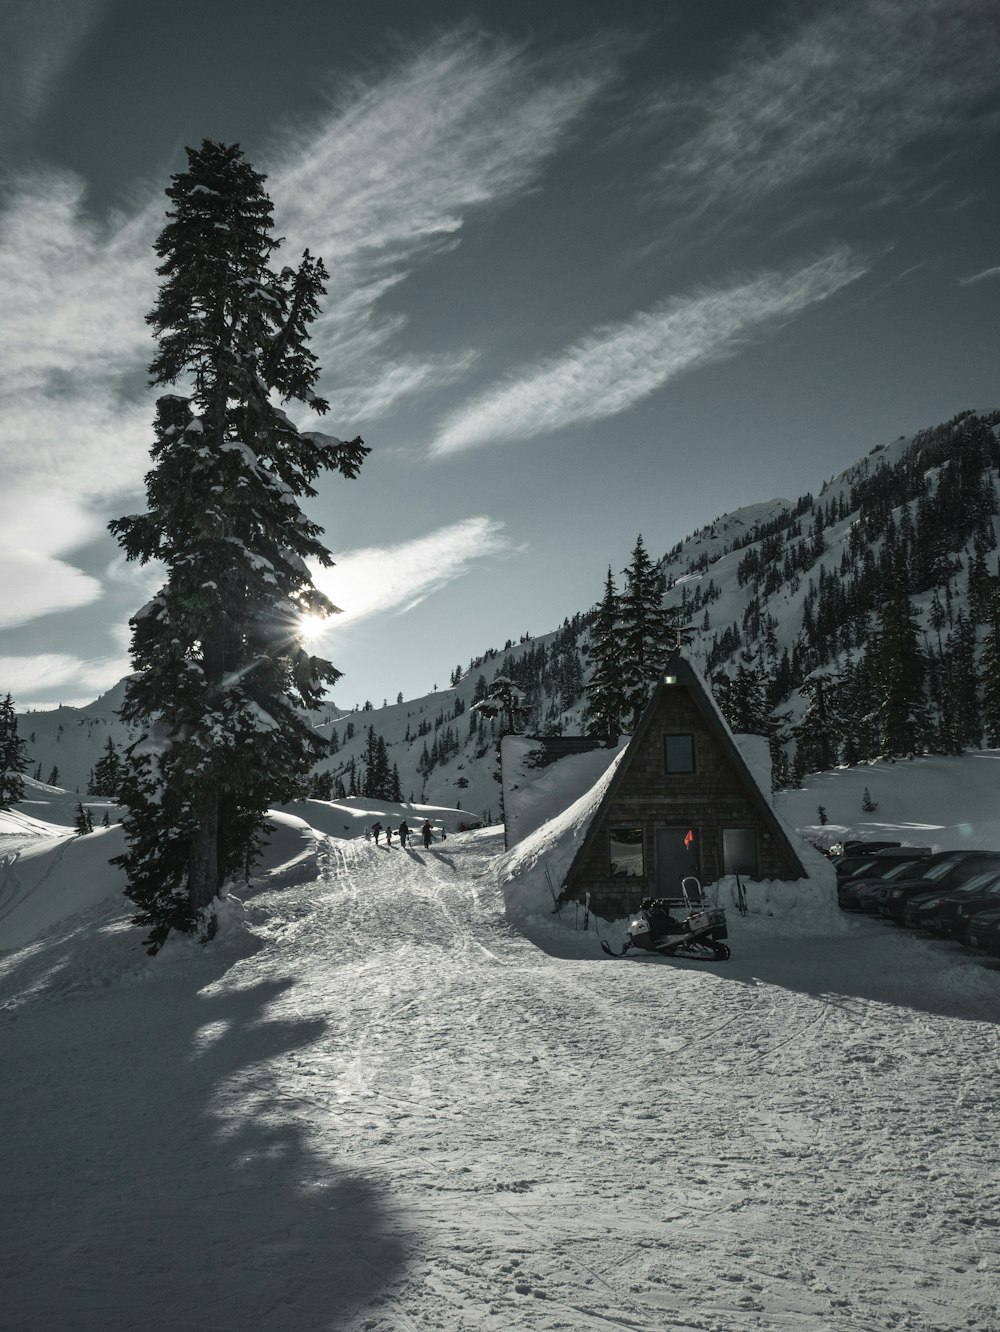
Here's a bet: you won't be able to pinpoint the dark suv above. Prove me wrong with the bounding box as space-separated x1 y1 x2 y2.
903 873 1000 938
842 854 940 912
876 853 1000 923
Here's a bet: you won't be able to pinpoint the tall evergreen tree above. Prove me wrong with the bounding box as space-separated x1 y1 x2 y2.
109 141 368 952
0 693 29 810
793 672 838 773
939 611 981 751
583 567 626 736
91 736 123 798
979 580 1000 746
619 535 673 728
869 587 929 757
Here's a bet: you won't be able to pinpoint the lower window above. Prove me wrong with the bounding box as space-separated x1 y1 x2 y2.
609 827 644 878
722 827 758 877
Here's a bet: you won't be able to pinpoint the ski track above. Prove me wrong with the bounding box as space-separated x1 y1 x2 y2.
2 827 999 1330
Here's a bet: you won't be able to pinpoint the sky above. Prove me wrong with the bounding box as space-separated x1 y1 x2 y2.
0 0 998 711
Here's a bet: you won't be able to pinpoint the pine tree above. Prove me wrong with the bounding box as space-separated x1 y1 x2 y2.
793 673 838 772
0 693 29 810
74 802 94 836
471 677 528 737
47 766 59 788
583 567 626 736
92 737 123 798
948 611 982 749
619 535 673 728
308 769 334 799
869 586 929 757
979 580 1000 745
108 141 368 953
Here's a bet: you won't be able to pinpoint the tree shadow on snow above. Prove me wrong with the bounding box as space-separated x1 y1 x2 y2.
0 960 410 1329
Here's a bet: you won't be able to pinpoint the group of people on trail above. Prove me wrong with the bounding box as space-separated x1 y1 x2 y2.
369 818 436 849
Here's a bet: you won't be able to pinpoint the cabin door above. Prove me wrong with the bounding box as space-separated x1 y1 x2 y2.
655 826 699 897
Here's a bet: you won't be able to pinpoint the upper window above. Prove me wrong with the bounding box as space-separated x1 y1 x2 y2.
664 734 695 774
609 827 644 878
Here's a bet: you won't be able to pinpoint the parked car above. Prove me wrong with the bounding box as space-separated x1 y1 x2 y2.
830 839 903 858
902 873 1000 935
877 853 1000 923
842 856 944 912
963 907 1000 956
834 847 930 880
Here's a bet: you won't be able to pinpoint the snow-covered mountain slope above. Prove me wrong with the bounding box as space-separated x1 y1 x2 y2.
13 407 1000 808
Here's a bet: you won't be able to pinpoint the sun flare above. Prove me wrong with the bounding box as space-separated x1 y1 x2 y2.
296 611 327 643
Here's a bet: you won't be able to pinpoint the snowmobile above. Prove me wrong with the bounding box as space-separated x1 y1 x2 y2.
601 877 730 961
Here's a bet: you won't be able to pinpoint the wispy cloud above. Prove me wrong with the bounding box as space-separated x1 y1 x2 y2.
310 517 511 627
0 489 106 628
267 30 608 424
0 551 102 630
429 248 867 456
1 29 596 498
959 265 1000 286
0 653 127 699
656 0 1000 211
0 30 605 648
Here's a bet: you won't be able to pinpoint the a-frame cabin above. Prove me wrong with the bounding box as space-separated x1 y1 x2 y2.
561 653 807 918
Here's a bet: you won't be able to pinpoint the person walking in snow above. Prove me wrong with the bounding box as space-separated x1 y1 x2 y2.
399 820 409 848
372 821 382 845
422 819 432 849
385 825 393 847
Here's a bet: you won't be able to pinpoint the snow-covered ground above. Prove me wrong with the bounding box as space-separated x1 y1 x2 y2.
2 814 999 1330
778 749 1000 854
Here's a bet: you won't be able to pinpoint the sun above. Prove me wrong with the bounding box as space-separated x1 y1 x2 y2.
296 611 327 643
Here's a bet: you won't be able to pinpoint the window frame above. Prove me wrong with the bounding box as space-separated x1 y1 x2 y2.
609 826 645 879
663 732 695 775
722 826 758 878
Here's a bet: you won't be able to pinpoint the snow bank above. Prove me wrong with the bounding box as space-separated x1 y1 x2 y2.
0 808 71 838
155 891 260 968
498 748 628 934
0 810 328 953
276 797 482 840
0 825 126 950
502 735 628 846
251 810 327 890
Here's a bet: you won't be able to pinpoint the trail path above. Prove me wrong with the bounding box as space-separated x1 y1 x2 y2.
2 827 998 1330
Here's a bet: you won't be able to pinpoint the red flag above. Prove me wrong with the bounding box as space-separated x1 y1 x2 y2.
684 829 694 849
